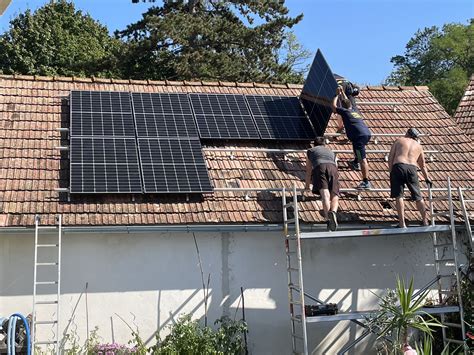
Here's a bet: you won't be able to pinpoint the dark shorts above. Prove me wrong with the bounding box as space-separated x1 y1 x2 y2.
390 163 423 201
352 135 371 162
312 163 340 196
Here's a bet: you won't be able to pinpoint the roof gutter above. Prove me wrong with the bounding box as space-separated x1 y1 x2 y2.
0 223 463 236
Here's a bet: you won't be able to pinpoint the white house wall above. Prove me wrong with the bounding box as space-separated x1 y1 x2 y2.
0 230 468 354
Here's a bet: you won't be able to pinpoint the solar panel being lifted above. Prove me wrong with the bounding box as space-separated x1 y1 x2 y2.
245 95 315 140
138 138 213 193
69 90 143 193
131 92 199 137
189 93 260 139
300 49 338 136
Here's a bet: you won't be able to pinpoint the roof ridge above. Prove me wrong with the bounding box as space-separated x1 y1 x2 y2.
0 74 427 91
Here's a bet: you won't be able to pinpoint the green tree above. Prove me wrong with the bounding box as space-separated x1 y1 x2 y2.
119 0 307 83
0 0 122 77
386 19 473 115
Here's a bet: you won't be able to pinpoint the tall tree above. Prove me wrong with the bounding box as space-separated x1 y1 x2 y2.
386 19 474 115
0 0 122 77
119 0 306 83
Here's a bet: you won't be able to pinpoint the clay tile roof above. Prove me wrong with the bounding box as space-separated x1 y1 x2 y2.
0 75 473 227
454 74 474 137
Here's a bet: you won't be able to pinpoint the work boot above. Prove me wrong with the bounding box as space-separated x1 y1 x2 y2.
347 160 361 171
328 211 338 231
356 180 371 190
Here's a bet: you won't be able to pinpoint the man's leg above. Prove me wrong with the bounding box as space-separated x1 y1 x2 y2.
320 188 330 220
395 197 406 228
416 199 429 226
330 193 339 213
361 158 369 181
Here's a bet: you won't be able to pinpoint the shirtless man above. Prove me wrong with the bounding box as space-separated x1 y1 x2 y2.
387 128 433 228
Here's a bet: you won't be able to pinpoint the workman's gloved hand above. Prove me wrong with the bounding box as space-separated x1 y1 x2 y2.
425 179 433 188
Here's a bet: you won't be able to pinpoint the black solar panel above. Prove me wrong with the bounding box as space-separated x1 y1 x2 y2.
245 95 315 140
69 137 142 193
189 93 260 139
131 92 199 138
301 49 338 135
69 90 143 193
70 91 135 137
138 138 213 193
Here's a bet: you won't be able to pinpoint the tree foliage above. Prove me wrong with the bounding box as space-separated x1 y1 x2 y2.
386 19 474 115
118 0 307 82
0 0 122 77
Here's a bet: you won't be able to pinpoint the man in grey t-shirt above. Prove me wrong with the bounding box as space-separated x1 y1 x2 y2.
304 137 340 231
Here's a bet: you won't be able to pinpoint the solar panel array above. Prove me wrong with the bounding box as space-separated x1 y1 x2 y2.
131 93 212 193
301 49 338 136
245 95 315 140
69 87 324 194
69 91 142 193
189 94 260 139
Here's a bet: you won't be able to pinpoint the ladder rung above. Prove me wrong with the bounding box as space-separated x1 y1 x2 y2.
439 274 455 278
37 244 59 247
290 301 302 305
35 320 58 325
286 218 296 224
35 281 58 285
434 243 452 247
438 290 458 295
284 202 294 209
35 300 58 305
432 212 450 218
291 316 302 322
431 196 448 201
286 251 297 255
446 338 465 345
435 258 455 263
291 333 304 340
37 226 57 230
35 341 57 345
443 322 462 328
36 262 58 266
287 267 299 272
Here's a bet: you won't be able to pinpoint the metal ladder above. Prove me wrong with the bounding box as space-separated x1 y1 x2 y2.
428 178 468 354
458 187 474 254
32 214 62 354
282 184 307 355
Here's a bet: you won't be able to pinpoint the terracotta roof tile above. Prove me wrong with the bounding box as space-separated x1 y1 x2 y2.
453 74 474 137
0 76 473 227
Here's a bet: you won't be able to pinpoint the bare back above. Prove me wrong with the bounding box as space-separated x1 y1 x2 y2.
391 137 423 166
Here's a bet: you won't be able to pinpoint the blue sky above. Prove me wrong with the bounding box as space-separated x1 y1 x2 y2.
1 0 472 84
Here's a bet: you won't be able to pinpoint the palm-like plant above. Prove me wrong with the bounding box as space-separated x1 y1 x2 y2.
375 277 445 353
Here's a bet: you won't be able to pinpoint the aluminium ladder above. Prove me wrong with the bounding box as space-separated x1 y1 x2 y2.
458 187 474 254
282 179 468 355
428 179 468 354
32 214 62 354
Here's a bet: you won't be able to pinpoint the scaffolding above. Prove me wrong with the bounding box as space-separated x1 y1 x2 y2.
282 178 469 355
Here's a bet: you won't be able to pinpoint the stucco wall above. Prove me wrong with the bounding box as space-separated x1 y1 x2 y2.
0 229 468 354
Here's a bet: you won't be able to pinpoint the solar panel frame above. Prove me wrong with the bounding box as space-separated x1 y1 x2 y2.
245 95 315 140
131 92 199 138
301 49 339 136
189 93 260 140
138 137 213 193
69 90 143 194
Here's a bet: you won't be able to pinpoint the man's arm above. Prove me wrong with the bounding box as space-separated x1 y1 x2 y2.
387 141 397 172
332 87 343 113
417 148 431 183
304 156 312 190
